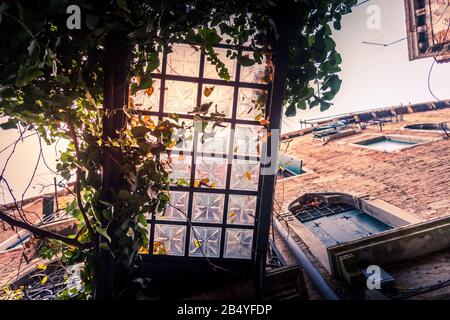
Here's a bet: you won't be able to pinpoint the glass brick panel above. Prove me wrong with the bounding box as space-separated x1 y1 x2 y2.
203 48 237 81
189 227 221 258
195 157 227 189
192 193 224 223
131 79 161 111
233 125 266 156
239 51 268 84
195 121 230 155
153 224 186 256
164 80 198 114
237 88 267 120
156 191 189 221
224 228 253 259
200 84 234 118
165 154 192 186
227 195 256 226
230 159 260 191
166 44 200 77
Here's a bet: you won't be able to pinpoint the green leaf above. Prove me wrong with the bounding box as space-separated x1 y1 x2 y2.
96 226 111 243
131 126 151 138
0 118 17 130
285 103 297 117
237 54 255 67
137 214 148 227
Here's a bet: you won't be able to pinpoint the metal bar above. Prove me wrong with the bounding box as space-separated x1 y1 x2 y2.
150 73 269 90
273 219 340 300
254 6 292 296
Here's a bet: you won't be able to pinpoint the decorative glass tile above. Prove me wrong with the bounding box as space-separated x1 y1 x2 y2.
157 191 189 221
167 119 194 152
230 159 260 191
164 80 198 114
192 193 225 223
189 227 221 257
239 51 268 84
233 125 266 156
166 44 200 77
224 228 253 259
203 48 237 81
195 157 227 189
195 121 230 155
165 154 192 186
237 88 267 120
227 195 256 226
200 85 234 118
153 224 186 256
131 79 161 111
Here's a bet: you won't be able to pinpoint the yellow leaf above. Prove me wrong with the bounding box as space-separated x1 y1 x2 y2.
233 146 238 153
194 180 200 188
203 86 215 97
153 241 167 255
143 116 155 130
229 212 236 217
145 86 155 97
210 182 217 189
244 171 252 180
167 140 177 148
194 240 203 248
37 264 47 271
138 246 149 254
255 113 263 122
41 276 48 285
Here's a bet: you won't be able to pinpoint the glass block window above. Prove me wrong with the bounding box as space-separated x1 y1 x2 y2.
224 229 254 259
131 79 161 111
166 44 201 77
230 159 260 191
203 48 237 81
227 195 256 226
200 85 234 118
153 224 187 256
237 88 267 120
192 193 225 223
239 51 268 84
195 157 227 188
156 191 189 222
162 154 192 186
189 227 221 257
233 125 266 156
164 80 198 114
133 43 272 261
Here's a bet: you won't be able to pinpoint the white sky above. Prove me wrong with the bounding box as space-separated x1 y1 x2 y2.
283 0 450 131
1 0 449 203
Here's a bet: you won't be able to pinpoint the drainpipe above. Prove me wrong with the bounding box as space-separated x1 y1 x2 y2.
273 219 340 300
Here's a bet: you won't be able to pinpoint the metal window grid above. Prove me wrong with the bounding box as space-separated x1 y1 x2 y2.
291 203 355 223
132 42 273 262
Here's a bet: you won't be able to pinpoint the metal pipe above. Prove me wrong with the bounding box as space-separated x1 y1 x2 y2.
272 218 340 300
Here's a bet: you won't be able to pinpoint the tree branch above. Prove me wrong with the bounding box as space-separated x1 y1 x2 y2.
0 209 89 249
66 115 96 241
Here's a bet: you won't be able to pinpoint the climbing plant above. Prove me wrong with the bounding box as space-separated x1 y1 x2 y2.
0 0 356 299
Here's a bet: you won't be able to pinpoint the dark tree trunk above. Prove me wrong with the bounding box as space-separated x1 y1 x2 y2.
95 32 131 300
